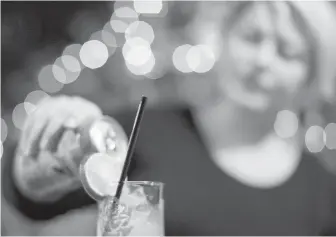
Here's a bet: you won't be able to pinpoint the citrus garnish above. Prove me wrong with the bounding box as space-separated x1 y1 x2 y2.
79 152 124 201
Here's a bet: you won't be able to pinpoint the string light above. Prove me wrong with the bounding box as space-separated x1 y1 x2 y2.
79 40 109 69
125 21 155 44
62 44 82 59
305 125 326 153
125 53 155 76
274 110 299 139
0 141 3 160
38 65 64 93
12 102 35 130
133 0 163 14
172 44 193 73
123 37 152 66
24 90 49 112
53 56 81 84
110 7 138 33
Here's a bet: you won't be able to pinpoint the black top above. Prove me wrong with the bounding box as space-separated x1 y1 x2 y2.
2 107 336 235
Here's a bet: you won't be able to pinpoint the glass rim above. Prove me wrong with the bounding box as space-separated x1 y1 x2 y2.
109 181 165 187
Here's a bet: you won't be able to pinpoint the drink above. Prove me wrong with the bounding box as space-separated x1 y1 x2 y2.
80 97 161 236
96 181 164 236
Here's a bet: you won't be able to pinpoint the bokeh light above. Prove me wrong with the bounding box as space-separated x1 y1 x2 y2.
113 1 134 10
325 123 336 150
61 55 81 73
90 30 117 57
53 57 81 84
0 141 3 160
1 118 8 142
173 44 193 73
123 37 152 66
145 50 167 79
102 30 118 49
62 44 82 60
274 110 299 139
134 0 163 14
90 30 104 42
12 102 35 130
110 18 128 33
186 45 216 73
125 21 155 44
110 7 138 33
185 46 201 72
115 6 139 18
192 22 222 61
103 22 125 47
52 61 67 84
38 64 64 93
24 90 49 112
125 52 155 76
79 40 109 69
305 125 326 153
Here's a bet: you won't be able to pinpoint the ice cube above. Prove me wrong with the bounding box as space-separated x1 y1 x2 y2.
120 188 147 208
143 184 160 205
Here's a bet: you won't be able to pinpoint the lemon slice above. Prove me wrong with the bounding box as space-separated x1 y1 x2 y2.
79 152 125 201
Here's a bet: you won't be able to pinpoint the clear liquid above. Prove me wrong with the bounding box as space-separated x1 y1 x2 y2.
97 196 164 236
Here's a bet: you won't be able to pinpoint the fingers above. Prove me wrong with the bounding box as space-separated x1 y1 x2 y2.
19 97 53 156
72 96 103 118
39 115 69 152
19 95 104 160
23 110 49 157
19 106 43 155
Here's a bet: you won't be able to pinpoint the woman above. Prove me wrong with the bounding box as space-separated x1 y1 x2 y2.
2 1 336 235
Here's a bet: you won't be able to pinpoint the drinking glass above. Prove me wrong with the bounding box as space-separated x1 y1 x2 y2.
97 181 164 236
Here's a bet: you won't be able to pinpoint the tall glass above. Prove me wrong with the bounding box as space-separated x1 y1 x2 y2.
97 181 164 236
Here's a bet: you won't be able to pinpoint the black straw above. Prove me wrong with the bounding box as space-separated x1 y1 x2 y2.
111 96 147 207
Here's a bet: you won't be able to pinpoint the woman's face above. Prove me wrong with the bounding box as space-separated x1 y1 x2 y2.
185 2 312 147
222 2 309 111
200 2 312 145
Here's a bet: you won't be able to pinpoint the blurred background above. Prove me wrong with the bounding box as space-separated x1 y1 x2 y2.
1 1 336 173
1 1 199 142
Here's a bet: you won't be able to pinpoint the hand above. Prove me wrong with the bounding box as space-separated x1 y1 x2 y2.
13 95 104 202
19 95 103 158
